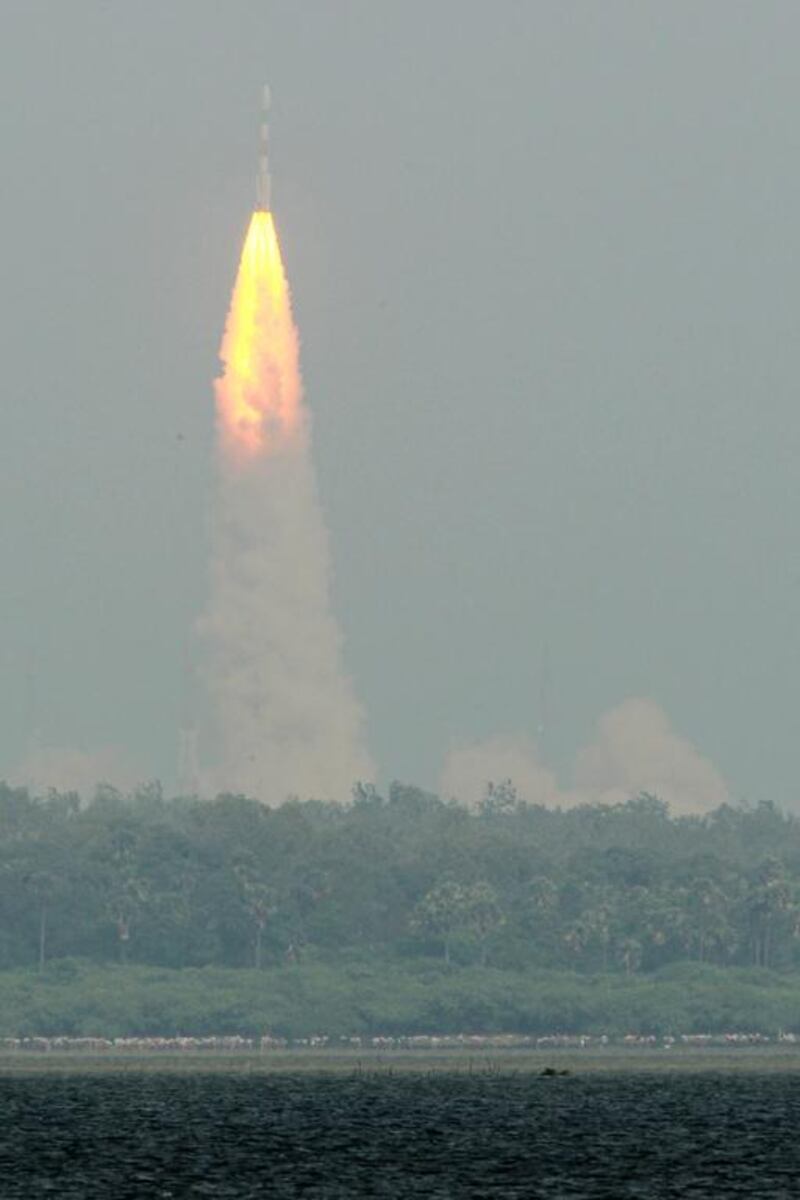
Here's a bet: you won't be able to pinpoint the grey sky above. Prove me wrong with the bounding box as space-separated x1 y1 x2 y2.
1 1 798 803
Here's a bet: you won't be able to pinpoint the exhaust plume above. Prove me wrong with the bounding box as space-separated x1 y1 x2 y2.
200 212 373 802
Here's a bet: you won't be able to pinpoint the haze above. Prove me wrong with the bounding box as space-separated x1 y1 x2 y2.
1 1 797 806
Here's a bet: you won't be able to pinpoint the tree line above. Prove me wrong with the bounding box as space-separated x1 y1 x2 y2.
2 779 800 976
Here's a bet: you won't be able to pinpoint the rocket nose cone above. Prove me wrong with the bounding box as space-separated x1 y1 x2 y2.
262 83 271 112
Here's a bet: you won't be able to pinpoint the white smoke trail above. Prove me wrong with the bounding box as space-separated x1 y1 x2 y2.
202 443 373 802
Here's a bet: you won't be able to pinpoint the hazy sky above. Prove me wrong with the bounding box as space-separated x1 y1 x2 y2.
1 1 799 804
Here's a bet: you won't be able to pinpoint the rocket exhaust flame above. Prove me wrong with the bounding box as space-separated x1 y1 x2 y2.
216 211 300 457
200 102 373 803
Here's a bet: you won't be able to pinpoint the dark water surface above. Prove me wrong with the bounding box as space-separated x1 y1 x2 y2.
1 1071 798 1197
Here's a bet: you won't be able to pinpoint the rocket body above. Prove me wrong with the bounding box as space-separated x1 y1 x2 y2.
257 84 271 211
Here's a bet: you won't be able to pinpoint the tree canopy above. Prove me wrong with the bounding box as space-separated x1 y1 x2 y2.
3 780 800 979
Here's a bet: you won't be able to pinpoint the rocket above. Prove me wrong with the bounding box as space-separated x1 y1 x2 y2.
257 84 271 211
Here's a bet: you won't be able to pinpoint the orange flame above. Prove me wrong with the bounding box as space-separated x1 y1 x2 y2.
215 211 302 458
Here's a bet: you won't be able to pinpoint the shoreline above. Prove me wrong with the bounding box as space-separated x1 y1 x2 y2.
4 1044 800 1074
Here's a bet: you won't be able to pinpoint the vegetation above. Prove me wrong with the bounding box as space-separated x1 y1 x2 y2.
3 959 800 1040
4 780 800 1035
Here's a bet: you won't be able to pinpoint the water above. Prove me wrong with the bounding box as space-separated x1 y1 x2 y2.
1 1071 799 1197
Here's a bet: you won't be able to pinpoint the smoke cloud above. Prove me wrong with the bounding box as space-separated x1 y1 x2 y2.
440 734 560 810
574 697 729 815
7 744 139 797
439 697 729 815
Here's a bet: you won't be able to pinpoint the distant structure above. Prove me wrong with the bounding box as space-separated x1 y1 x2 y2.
21 660 43 793
536 645 552 755
177 647 201 796
177 727 200 797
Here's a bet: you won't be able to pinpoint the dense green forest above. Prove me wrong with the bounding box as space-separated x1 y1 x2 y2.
3 780 800 979
4 960 800 1040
